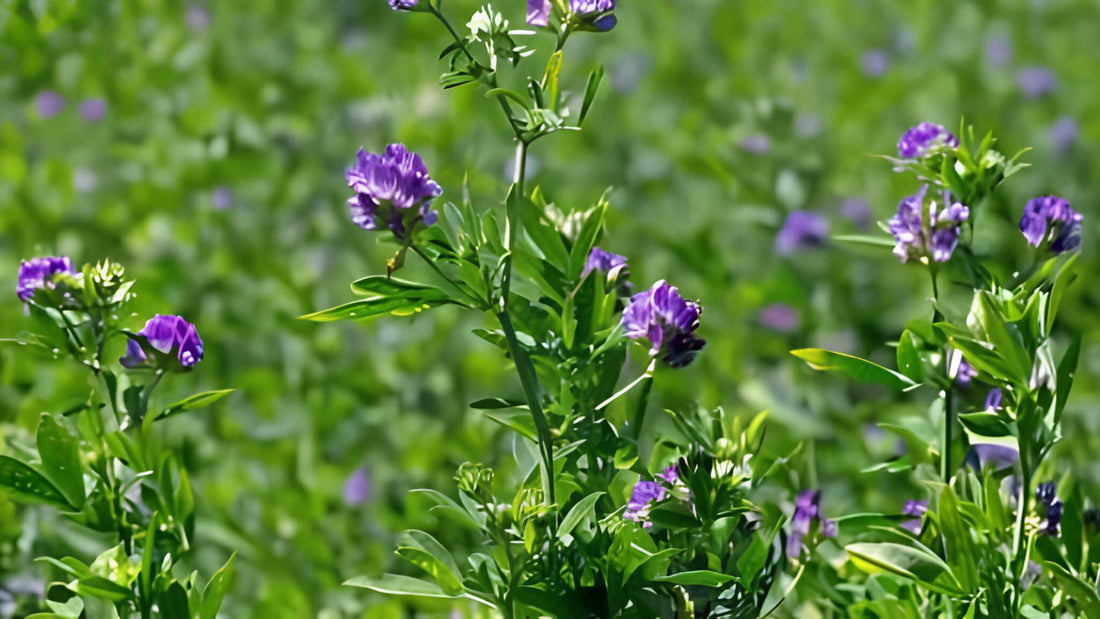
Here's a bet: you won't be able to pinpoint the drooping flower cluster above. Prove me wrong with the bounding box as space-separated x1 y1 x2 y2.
345 144 442 240
623 466 680 529
787 489 837 558
1018 195 1083 254
527 0 616 30
582 247 628 281
120 314 204 371
622 280 705 368
887 185 970 264
17 256 76 304
897 122 959 159
1036 482 1063 536
901 499 928 534
775 210 829 254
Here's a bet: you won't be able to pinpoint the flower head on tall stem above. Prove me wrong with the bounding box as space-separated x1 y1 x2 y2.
120 314 204 371
622 280 705 368
17 256 75 304
888 185 969 264
897 123 958 159
1019 195 1083 254
345 144 442 241
787 490 836 558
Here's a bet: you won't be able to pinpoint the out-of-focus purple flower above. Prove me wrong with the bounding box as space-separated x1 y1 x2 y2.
1036 482 1057 506
570 0 616 31
582 247 628 281
212 186 233 210
1019 195 1083 253
17 257 74 303
1036 483 1062 536
622 280 705 368
760 303 799 333
739 134 771 154
986 35 1012 67
787 490 836 559
527 0 552 26
861 49 890 77
78 98 107 123
120 314 204 370
388 0 418 10
966 443 1018 471
1017 66 1058 100
35 91 65 119
1050 116 1078 156
888 185 969 263
343 466 372 507
901 499 928 534
346 144 441 239
185 4 211 31
624 480 666 529
776 210 829 255
658 465 679 485
985 388 1003 412
897 123 959 159
956 359 978 387
840 197 872 230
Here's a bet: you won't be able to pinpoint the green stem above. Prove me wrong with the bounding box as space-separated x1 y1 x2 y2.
930 266 954 481
1011 463 1032 612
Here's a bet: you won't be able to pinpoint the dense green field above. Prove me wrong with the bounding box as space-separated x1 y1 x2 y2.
2 1 1100 616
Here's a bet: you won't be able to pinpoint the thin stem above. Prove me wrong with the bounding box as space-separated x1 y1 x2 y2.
500 140 528 307
930 266 953 481
410 244 486 309
1011 464 1032 612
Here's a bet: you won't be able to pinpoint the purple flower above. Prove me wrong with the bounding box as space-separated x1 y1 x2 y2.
956 358 978 387
346 144 442 239
985 388 1003 412
901 499 928 534
776 211 829 254
212 186 233 211
570 0 616 31
1019 195 1083 253
582 247 628 280
1018 66 1058 100
343 466 372 507
35 91 66 119
888 185 969 263
622 280 705 368
388 0 417 10
760 303 799 333
739 134 771 154
527 0 552 26
787 490 836 559
986 35 1012 67
897 123 959 159
185 4 211 31
1036 484 1062 536
624 481 666 529
78 98 107 123
966 443 1018 471
120 314 204 370
840 197 872 230
658 465 679 485
1050 116 1078 156
861 49 890 77
17 257 75 303
1036 481 1057 506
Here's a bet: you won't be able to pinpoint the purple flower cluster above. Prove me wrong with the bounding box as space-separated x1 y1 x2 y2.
624 466 679 528
120 314 204 370
346 144 441 240
1017 66 1057 100
388 0 417 10
775 211 828 254
901 499 928 534
1036 482 1063 536
35 91 65 119
1019 195 1083 254
966 443 1018 472
17 256 75 303
955 358 977 387
528 0 616 30
760 303 799 333
888 185 970 263
622 280 705 368
897 122 959 159
787 489 836 558
582 247 628 281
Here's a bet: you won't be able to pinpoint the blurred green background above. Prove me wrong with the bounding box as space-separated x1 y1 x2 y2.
2 0 1099 616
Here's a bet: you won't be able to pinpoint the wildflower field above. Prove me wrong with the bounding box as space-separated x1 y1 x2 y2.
3 1 1100 617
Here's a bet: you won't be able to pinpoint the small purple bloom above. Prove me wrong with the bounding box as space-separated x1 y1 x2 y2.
966 443 1018 471
185 4 211 31
35 91 66 119
570 0 616 31
120 314 204 370
1036 481 1057 506
776 210 829 254
624 480 666 529
78 98 107 123
658 465 679 485
986 35 1012 67
343 466 372 507
760 303 799 333
1019 195 1083 253
985 388 1003 412
17 256 74 303
861 49 890 77
346 144 442 239
897 122 959 159
739 134 771 155
212 186 233 210
901 499 928 534
840 197 872 230
582 247 628 281
527 0 552 26
956 359 978 387
888 185 969 264
622 280 705 368
1017 66 1057 100
1050 116 1078 156
787 490 836 559
388 0 417 10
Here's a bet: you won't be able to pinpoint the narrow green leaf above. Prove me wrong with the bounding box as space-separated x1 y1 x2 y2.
156 389 236 422
833 234 896 248
846 542 961 595
578 65 604 126
300 295 455 322
344 574 458 599
71 576 133 602
896 330 925 382
36 413 85 508
791 349 916 392
652 570 735 587
559 492 604 537
0 455 71 508
568 203 606 279
395 530 464 596
957 412 1013 438
1045 562 1100 618
199 551 236 619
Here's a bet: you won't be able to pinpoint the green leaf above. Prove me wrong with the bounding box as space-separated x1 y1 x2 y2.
0 455 71 508
36 413 85 508
568 203 606 279
159 581 192 619
350 276 448 298
1045 562 1100 618
469 397 526 410
394 530 464 596
652 570 735 587
936 487 978 592
70 576 133 602
791 349 916 392
846 542 961 595
559 492 604 537
957 412 1013 438
155 389 236 422
1054 334 1081 424
199 551 236 619
300 292 457 322
344 574 459 599
896 330 925 382
833 234 896 248
578 65 604 126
